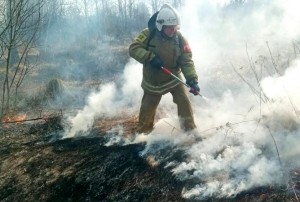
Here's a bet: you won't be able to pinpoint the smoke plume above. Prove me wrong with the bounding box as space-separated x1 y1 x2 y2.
64 0 300 199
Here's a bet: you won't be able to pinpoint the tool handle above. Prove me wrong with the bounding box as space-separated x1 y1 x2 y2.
161 67 189 87
161 66 172 75
161 66 203 97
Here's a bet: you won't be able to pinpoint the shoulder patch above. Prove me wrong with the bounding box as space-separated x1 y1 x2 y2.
135 32 147 43
183 40 192 53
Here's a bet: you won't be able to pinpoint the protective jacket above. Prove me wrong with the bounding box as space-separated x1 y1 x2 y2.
129 28 198 95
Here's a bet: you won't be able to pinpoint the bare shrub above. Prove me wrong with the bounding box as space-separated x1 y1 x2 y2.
44 78 64 99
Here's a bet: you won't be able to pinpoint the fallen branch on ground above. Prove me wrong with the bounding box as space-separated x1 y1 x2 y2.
0 117 47 124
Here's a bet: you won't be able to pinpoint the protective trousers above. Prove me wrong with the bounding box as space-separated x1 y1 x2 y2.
136 84 197 134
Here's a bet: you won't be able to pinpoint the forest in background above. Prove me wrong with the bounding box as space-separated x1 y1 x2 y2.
0 0 186 117
0 0 252 118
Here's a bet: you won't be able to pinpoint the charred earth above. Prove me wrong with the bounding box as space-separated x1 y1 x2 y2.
0 116 298 202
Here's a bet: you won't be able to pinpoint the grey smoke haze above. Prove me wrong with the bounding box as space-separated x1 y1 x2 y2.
64 0 300 199
65 60 143 138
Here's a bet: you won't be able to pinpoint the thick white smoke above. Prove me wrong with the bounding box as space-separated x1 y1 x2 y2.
65 83 117 138
168 0 300 199
64 59 143 138
64 0 300 199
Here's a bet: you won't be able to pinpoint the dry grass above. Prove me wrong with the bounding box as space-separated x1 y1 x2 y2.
93 113 139 138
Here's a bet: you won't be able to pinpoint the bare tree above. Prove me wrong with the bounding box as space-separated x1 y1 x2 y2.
151 0 160 12
150 0 185 13
172 0 184 8
0 0 44 116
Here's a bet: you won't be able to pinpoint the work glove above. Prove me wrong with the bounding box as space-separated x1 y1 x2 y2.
149 56 163 70
186 78 200 96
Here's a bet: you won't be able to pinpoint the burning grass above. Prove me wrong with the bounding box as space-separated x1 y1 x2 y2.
0 112 300 201
1 114 28 124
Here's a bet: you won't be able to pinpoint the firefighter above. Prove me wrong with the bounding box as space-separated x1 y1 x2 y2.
129 4 200 134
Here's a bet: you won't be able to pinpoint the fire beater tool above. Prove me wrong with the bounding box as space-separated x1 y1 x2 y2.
161 66 208 100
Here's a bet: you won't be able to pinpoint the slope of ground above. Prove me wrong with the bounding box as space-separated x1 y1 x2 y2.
0 117 185 202
0 116 298 202
1 37 299 201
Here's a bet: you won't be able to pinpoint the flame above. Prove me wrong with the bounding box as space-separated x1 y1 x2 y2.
2 114 27 124
15 114 27 124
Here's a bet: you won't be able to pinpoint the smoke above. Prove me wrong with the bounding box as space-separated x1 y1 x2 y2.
64 59 142 138
166 0 300 199
262 60 300 102
63 0 300 199
65 83 117 137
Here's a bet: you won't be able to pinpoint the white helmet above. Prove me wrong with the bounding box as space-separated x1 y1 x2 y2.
156 4 181 31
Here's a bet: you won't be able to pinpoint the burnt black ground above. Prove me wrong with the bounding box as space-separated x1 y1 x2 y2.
0 119 298 202
0 119 187 202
